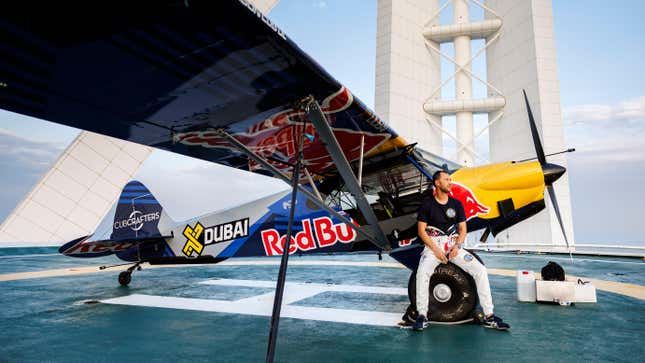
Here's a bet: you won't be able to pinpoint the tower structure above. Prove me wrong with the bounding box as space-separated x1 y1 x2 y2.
422 0 505 167
375 0 443 155
375 0 574 247
485 0 574 247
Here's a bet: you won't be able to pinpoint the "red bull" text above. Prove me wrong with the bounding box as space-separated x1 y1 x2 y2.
261 216 357 256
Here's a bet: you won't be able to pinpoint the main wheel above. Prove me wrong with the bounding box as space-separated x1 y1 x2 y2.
118 271 132 286
408 263 478 322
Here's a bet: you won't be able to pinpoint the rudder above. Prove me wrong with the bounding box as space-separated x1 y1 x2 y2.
110 180 171 240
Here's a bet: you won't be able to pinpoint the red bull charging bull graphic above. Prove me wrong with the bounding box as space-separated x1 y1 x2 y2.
449 181 490 220
173 87 391 174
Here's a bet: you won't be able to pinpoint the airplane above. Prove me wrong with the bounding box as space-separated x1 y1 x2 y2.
0 0 574 358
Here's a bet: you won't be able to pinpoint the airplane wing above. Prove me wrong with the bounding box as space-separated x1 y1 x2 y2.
2 0 443 251
0 0 409 178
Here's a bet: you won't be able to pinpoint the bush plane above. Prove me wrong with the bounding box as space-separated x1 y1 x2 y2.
0 0 574 358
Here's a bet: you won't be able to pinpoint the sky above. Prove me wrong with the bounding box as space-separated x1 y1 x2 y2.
1 0 644 244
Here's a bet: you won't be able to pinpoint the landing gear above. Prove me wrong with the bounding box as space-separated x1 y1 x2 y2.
407 262 478 322
118 271 131 286
117 262 143 286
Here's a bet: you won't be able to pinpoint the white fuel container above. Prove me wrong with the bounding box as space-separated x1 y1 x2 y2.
516 270 537 302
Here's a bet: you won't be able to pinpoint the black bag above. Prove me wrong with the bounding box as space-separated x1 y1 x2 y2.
541 261 565 281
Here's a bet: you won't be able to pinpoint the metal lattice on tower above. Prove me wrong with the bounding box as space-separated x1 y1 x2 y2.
376 0 574 247
422 0 505 166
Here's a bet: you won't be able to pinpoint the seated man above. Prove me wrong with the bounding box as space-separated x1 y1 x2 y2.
413 170 509 331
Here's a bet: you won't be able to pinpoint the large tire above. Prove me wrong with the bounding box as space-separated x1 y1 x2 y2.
408 263 478 322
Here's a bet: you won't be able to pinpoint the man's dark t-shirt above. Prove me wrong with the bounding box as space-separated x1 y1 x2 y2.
417 196 466 236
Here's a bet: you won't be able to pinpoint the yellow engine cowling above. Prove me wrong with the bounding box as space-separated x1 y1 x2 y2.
450 161 544 220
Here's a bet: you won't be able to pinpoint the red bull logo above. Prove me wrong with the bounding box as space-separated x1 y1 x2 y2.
62 241 134 255
261 216 358 256
174 87 390 174
449 181 490 220
398 237 416 247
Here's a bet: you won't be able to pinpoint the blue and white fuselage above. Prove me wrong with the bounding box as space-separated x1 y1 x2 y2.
59 180 363 263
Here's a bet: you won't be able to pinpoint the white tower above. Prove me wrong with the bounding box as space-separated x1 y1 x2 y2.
375 0 574 247
375 0 443 155
485 0 574 247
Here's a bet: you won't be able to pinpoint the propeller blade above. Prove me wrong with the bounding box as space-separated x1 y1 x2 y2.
479 227 491 243
546 185 572 261
522 89 547 166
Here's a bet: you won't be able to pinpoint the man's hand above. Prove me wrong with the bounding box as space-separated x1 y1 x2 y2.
433 249 448 264
448 245 460 260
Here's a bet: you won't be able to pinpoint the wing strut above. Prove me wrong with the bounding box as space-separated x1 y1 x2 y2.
265 123 305 363
216 129 380 246
303 168 323 201
218 95 395 361
303 96 392 252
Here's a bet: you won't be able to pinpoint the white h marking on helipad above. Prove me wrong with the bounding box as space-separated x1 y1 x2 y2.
101 279 406 326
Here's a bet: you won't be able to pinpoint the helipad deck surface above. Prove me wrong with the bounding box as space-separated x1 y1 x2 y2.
1 248 643 362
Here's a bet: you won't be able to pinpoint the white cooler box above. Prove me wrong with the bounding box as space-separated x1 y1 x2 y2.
574 280 598 303
535 279 597 304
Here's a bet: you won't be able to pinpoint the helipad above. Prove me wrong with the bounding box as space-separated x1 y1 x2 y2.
1 248 643 362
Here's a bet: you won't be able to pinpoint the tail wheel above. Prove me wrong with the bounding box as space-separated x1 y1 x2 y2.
118 271 132 286
408 262 478 322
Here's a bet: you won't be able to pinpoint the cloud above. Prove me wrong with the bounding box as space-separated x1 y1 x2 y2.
559 97 645 242
563 96 645 125
312 1 327 8
563 96 645 163
0 128 64 173
0 129 65 221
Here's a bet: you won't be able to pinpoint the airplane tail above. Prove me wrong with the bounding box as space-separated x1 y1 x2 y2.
59 180 174 257
110 180 171 240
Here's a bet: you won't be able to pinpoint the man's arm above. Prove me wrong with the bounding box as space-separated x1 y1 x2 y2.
418 221 448 263
457 221 467 245
449 199 468 259
448 221 467 259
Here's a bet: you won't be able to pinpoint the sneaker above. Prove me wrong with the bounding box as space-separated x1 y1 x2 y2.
412 314 428 331
482 314 510 331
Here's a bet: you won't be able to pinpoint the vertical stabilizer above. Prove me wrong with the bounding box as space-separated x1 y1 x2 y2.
110 181 172 240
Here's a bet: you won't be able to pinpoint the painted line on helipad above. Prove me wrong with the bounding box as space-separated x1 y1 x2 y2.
102 294 403 327
199 278 408 295
0 260 643 300
0 253 59 259
100 279 482 327
489 253 645 265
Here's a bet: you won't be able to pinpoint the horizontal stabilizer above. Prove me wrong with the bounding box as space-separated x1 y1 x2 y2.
58 235 173 258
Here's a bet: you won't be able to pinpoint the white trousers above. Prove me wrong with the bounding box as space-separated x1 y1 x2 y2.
416 246 494 317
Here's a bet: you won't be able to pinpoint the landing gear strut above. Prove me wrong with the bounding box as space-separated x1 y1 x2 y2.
118 262 143 286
